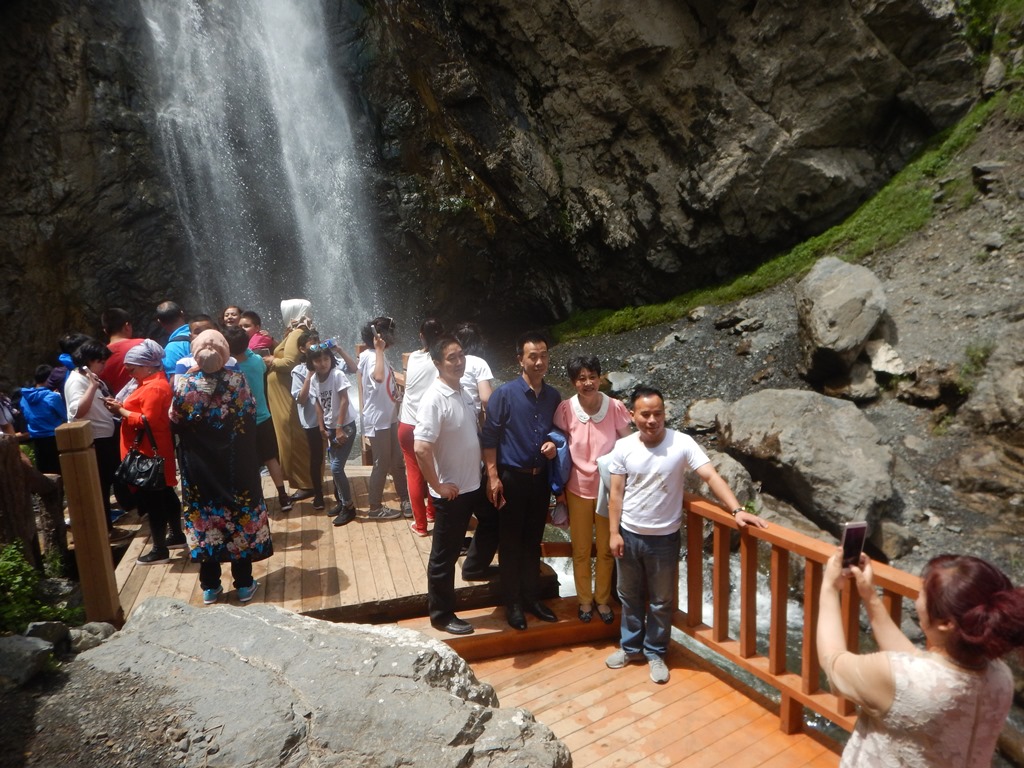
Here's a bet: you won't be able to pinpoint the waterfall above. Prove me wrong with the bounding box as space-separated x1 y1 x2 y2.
139 0 374 340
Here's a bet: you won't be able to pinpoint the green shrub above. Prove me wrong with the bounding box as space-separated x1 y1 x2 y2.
554 97 1001 342
0 543 82 634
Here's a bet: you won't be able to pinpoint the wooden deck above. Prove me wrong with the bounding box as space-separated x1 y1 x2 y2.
113 466 436 616
473 643 838 768
105 467 842 767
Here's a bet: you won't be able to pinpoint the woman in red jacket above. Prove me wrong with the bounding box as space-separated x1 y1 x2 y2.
104 340 184 564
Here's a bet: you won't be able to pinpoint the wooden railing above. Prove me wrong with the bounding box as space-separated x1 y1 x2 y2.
543 494 922 736
678 496 920 734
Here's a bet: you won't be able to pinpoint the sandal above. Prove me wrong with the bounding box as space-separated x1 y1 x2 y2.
578 605 593 623
597 606 615 625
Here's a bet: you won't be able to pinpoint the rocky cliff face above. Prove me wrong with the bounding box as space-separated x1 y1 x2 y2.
0 0 976 386
0 0 188 388
350 0 976 321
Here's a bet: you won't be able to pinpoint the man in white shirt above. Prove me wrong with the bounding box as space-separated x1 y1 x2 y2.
606 385 767 683
414 336 486 635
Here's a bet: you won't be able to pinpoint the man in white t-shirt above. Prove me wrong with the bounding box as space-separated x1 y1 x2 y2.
414 336 486 636
606 386 767 684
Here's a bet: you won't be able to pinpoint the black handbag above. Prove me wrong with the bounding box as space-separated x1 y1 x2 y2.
115 417 166 490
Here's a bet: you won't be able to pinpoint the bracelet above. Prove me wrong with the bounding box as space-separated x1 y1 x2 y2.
731 507 744 516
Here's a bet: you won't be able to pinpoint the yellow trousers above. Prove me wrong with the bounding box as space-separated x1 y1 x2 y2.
566 490 614 606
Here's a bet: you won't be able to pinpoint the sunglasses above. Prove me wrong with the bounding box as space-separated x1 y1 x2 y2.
309 340 336 353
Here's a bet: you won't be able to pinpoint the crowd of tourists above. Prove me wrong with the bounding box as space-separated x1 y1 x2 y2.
6 298 1024 768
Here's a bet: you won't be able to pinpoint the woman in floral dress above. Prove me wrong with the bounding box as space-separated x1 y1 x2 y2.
172 329 273 605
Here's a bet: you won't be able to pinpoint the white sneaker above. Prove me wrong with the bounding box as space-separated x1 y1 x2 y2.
648 656 670 684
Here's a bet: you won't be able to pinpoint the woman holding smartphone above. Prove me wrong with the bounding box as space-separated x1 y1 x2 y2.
64 339 128 540
818 551 1024 766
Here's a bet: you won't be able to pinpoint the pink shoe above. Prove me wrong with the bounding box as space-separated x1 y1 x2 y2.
409 522 430 537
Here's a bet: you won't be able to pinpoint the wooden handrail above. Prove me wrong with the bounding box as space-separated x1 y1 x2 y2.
674 495 921 734
542 493 922 736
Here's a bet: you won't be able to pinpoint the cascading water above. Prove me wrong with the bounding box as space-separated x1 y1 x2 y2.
139 0 375 339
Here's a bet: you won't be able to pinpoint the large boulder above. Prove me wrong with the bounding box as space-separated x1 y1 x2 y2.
79 598 569 768
717 389 894 532
684 448 758 510
795 257 892 386
961 320 1024 432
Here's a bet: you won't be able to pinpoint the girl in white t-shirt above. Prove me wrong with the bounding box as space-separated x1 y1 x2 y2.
309 346 359 525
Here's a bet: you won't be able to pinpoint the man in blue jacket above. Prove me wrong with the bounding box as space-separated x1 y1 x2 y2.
20 365 67 474
156 301 191 376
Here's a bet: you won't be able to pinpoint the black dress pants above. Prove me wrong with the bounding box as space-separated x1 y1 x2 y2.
496 468 550 608
427 486 485 624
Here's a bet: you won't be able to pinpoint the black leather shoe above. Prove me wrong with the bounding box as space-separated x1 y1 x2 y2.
506 604 527 630
526 601 558 623
432 616 474 635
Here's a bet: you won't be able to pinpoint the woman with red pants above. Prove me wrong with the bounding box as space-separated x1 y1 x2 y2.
398 318 445 536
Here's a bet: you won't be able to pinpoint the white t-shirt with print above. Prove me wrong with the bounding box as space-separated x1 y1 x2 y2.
357 349 401 436
310 368 357 430
607 429 710 536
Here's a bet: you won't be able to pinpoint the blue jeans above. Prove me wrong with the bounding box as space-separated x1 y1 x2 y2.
616 527 680 661
327 422 357 506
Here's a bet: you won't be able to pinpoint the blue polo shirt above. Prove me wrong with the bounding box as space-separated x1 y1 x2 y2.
481 376 561 471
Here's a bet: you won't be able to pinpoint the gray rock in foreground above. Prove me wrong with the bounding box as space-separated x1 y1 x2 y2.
79 598 570 768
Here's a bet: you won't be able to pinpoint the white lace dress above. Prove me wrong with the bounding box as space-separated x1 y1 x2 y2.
840 651 1012 768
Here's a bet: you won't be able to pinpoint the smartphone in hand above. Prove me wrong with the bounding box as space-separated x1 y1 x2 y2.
840 521 868 569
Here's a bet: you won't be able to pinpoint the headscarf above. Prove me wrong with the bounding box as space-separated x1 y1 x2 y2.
281 298 312 328
124 339 164 369
191 329 230 373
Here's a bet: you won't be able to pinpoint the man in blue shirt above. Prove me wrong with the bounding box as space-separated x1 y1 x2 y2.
477 330 562 630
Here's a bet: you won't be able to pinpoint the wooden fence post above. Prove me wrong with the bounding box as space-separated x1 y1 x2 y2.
0 434 44 568
55 422 124 627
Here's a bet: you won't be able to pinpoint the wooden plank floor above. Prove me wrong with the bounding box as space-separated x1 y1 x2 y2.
470 640 840 768
108 467 843 768
114 466 436 615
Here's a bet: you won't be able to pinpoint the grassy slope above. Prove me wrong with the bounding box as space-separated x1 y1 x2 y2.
553 94 1005 343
